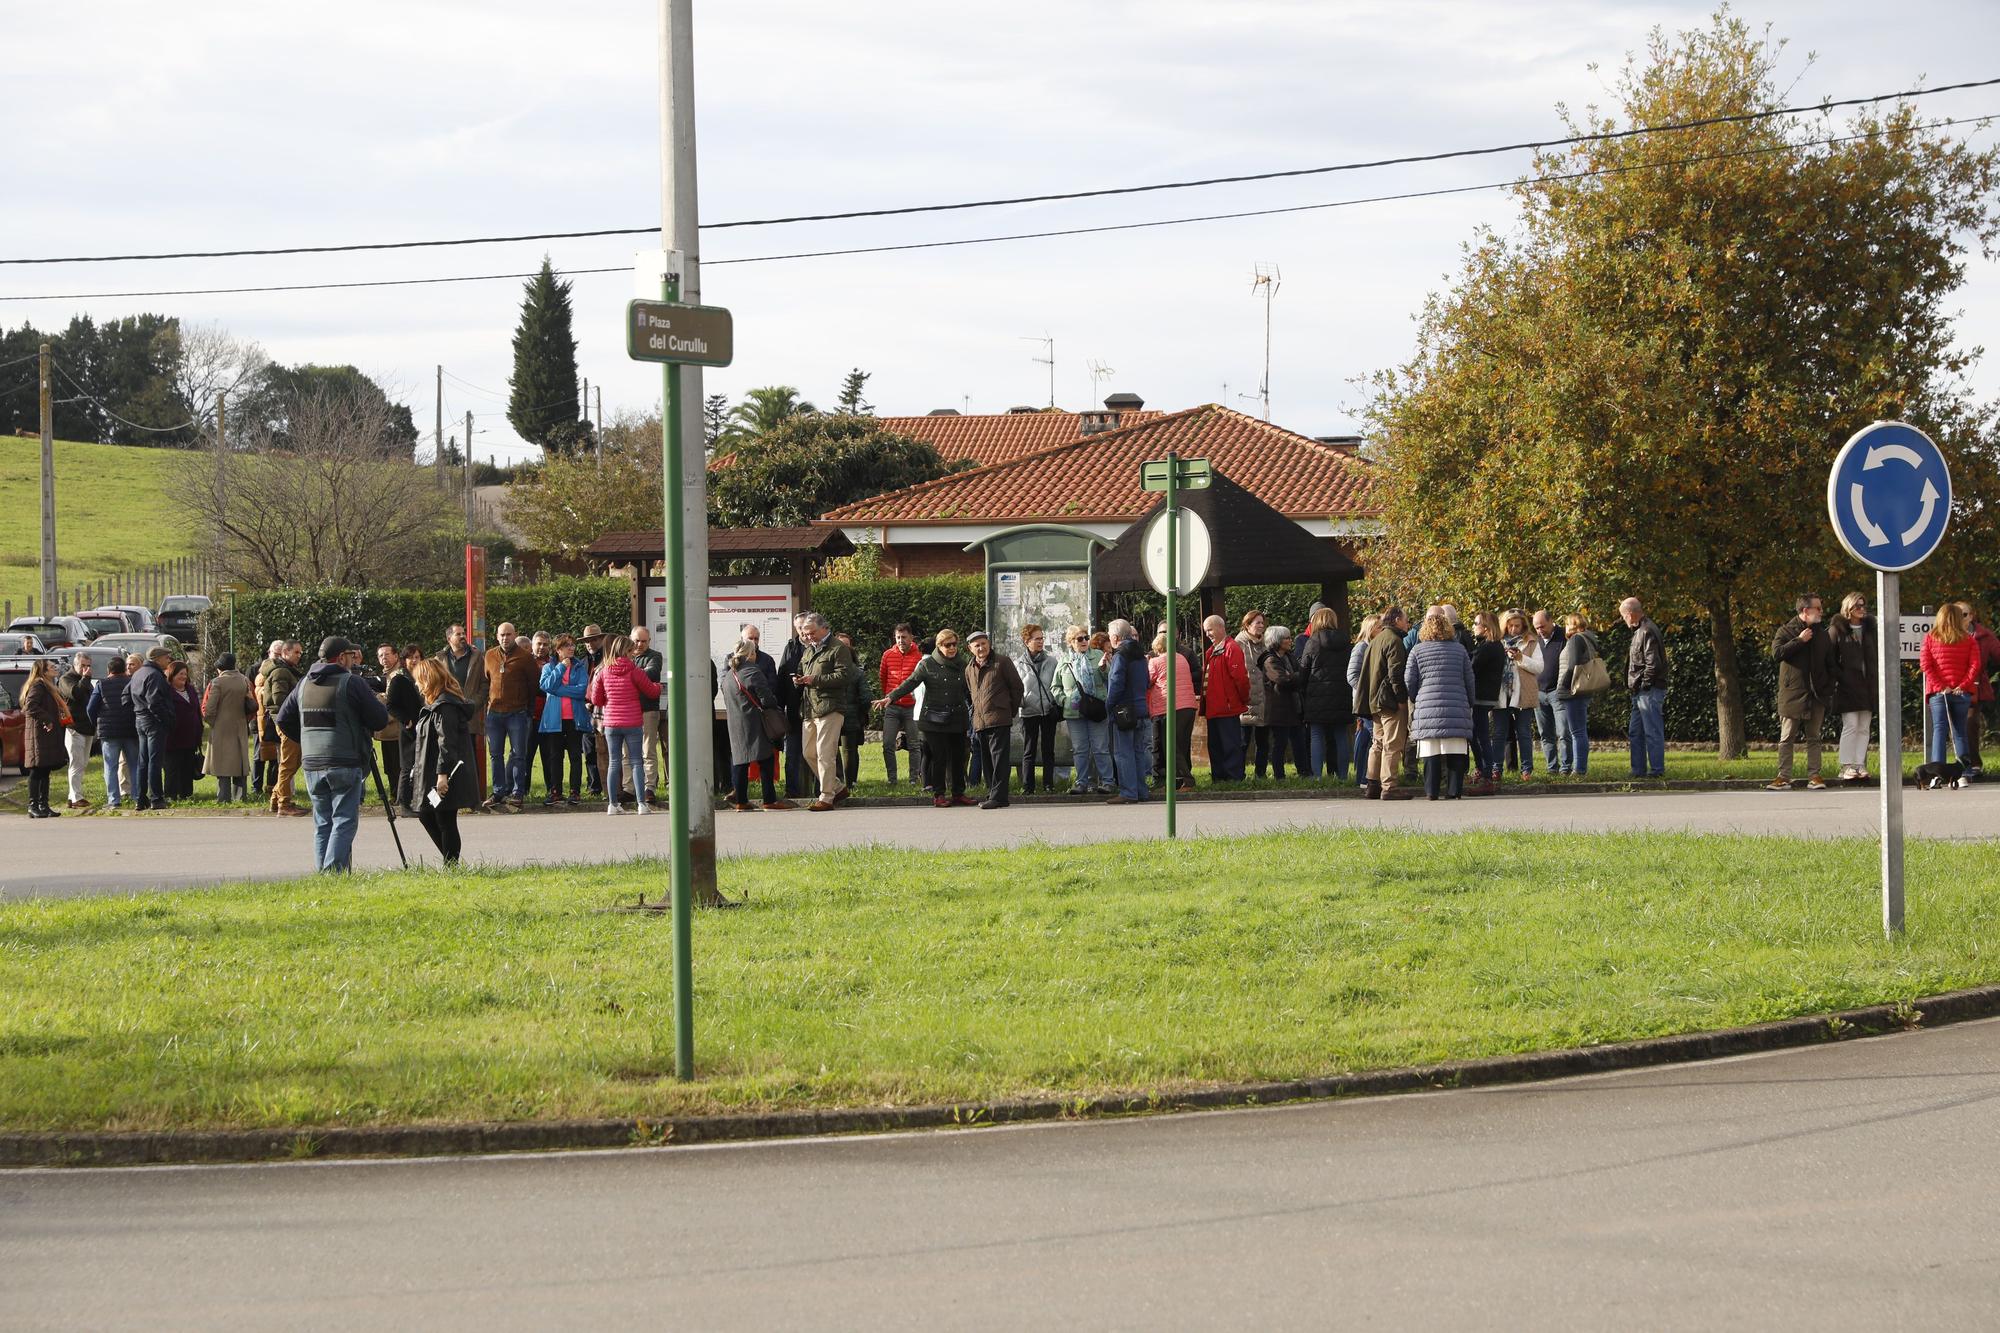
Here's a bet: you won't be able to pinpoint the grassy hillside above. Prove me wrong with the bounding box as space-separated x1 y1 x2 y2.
0 437 198 618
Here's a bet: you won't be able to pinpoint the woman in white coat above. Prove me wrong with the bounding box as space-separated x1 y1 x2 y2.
1494 609 1543 779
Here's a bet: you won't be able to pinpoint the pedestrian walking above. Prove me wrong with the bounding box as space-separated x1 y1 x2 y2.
1830 591 1879 783
1921 601 1980 772
20 658 67 819
886 629 974 807
1057 626 1114 794
1405 611 1476 800
56 651 94 810
201 653 256 802
1104 619 1151 804
408 659 478 865
1769 594 1837 791
276 636 391 873
587 633 661 815
536 635 592 807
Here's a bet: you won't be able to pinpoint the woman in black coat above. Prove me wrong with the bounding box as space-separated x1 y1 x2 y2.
1830 592 1879 783
1297 607 1354 781
408 660 478 866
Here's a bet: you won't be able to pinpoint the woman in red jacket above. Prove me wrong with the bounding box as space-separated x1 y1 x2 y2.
1920 602 1982 768
586 634 661 814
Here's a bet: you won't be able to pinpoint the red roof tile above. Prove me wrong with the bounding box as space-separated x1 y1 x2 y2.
874 408 1165 469
820 406 1377 525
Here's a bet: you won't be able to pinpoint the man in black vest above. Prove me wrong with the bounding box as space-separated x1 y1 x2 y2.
278 636 391 873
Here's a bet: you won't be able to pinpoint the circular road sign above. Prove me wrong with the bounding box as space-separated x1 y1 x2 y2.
1143 508 1213 597
1826 421 1951 573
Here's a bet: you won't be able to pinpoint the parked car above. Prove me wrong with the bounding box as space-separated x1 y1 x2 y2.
81 605 156 634
0 632 48 656
5 616 93 649
0 657 31 774
155 594 212 642
77 613 130 639
88 632 183 659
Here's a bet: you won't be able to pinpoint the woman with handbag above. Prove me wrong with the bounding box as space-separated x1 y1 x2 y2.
882 629 974 808
1057 626 1114 794
1553 612 1604 776
721 636 796 811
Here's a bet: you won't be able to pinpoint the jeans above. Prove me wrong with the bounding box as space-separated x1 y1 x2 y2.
1305 721 1353 781
1536 698 1564 773
1207 715 1246 781
1628 687 1666 777
1492 707 1536 775
1352 716 1373 785
606 726 645 806
100 737 135 806
136 728 167 806
1066 716 1112 789
306 766 367 872
1559 697 1590 775
1111 718 1150 801
484 709 532 799
1470 705 1493 778
881 703 917 784
1928 692 1972 764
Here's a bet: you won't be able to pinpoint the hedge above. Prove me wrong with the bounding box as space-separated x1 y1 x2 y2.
209 578 634 662
809 575 984 651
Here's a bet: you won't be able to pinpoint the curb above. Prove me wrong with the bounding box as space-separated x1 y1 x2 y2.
7 983 1997 1169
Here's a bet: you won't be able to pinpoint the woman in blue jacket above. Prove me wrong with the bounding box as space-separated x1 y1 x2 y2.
537 634 594 806
1404 611 1476 800
1103 621 1152 804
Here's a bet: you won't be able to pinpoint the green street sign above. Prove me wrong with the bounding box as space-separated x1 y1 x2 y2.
627 299 734 367
1140 456 1212 492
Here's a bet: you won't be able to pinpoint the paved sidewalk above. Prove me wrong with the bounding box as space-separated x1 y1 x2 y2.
5 783 1997 900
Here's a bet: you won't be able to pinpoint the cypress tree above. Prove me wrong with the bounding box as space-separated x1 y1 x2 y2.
507 257 582 453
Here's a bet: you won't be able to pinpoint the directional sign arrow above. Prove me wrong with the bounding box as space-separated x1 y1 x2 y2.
1901 478 1941 545
1863 442 1926 471
1849 484 1889 546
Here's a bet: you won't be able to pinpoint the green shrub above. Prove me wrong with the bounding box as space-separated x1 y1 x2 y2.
213 578 633 661
810 576 983 650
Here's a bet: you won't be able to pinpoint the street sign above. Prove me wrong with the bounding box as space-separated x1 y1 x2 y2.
1142 507 1212 597
1140 456 1212 492
216 582 246 597
1898 613 1934 663
626 300 734 367
1826 421 1951 573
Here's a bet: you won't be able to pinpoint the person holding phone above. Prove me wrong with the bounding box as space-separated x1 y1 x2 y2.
408 659 477 865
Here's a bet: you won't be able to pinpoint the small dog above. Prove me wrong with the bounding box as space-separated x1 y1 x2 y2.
1916 761 1966 790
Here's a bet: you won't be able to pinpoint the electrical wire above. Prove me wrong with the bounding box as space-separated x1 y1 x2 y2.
0 350 45 372
49 362 198 434
4 111 1988 303
3 75 1995 266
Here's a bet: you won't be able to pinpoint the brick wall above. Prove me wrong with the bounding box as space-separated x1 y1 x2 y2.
884 543 984 578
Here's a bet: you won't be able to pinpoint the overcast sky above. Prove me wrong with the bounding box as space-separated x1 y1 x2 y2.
9 1 1999 462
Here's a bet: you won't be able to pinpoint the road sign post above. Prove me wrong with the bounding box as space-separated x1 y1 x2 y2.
1826 421 1952 936
1140 454 1214 838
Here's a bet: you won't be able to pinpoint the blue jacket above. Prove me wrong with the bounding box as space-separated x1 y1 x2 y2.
537 658 595 733
1405 638 1476 742
1105 638 1149 716
129 661 176 736
87 674 138 740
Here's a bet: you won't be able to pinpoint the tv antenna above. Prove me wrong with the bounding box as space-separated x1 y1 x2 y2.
1020 334 1055 408
1086 359 1114 404
1249 262 1280 420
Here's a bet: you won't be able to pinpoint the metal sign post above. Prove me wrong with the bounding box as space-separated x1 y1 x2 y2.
1139 454 1213 839
1826 420 1952 936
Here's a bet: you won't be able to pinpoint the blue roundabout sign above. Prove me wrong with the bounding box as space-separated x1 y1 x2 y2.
1825 421 1951 573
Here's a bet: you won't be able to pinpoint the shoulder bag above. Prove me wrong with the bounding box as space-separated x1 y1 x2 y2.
1570 640 1612 697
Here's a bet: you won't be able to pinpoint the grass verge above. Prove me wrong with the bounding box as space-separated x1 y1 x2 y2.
3 829 1997 1134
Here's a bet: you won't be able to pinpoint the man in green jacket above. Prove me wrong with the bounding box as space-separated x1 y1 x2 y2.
792 612 857 811
1354 607 1412 801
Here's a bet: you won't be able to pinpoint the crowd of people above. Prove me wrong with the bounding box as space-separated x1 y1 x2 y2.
15 589 2000 867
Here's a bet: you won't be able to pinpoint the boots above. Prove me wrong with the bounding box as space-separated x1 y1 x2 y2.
1364 779 1382 801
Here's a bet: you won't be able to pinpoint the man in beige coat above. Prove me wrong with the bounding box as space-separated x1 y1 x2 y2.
202 653 258 802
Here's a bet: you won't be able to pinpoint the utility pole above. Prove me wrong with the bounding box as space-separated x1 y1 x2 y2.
39 343 56 613
435 364 444 479
595 385 603 443
660 0 722 1080
464 410 475 539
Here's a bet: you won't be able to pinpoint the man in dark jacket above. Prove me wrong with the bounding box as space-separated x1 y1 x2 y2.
129 647 178 810
57 653 95 810
278 636 392 873
1104 619 1151 804
1770 594 1836 791
775 615 811 799
630 625 665 802
1354 608 1412 800
85 654 137 809
1620 597 1669 779
965 629 1025 809
442 623 488 806
1532 609 1568 775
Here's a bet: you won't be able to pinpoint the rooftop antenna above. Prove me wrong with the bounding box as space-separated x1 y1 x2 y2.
1020 334 1055 408
1086 359 1115 405
1249 262 1280 420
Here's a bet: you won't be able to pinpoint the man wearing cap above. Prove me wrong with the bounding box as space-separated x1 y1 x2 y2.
966 628 1025 808
277 636 392 873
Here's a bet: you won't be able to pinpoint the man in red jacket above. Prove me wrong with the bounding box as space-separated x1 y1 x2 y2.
878 621 924 786
1200 614 1250 782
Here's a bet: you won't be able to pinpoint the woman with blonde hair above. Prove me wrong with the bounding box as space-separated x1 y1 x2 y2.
1494 609 1542 779
1553 612 1598 776
1404 612 1475 799
1829 590 1878 782
407 659 476 864
1347 613 1381 787
1921 600 1980 769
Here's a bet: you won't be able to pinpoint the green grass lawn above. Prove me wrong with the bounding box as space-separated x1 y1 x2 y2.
0 436 196 617
3 739 1930 817
3 829 1996 1134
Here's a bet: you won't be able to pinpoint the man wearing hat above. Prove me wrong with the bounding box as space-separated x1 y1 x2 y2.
277 636 391 873
965 628 1025 809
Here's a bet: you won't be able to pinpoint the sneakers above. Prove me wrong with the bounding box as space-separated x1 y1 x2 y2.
607 802 626 815
1766 779 1793 791
1955 774 1977 789
1806 777 1828 792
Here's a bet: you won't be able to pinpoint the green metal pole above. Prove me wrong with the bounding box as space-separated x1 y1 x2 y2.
662 272 696 1080
1164 450 1178 839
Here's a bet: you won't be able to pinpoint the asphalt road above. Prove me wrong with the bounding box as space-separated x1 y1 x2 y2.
4 782 1999 900
5 1019 1999 1328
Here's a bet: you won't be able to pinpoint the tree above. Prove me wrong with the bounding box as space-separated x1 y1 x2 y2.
708 414 966 528
720 385 814 446
235 363 419 457
507 257 583 454
1367 13 2000 756
171 385 457 588
505 411 665 558
836 368 872 414
703 393 730 450
172 323 269 447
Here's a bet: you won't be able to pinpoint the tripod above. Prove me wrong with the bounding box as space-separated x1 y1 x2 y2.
367 746 408 868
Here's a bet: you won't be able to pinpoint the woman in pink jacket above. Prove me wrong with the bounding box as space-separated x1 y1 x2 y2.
1147 629 1199 791
586 634 662 814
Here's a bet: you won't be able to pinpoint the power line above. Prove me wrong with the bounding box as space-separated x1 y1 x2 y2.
50 361 198 434
4 112 1987 304
3 76 1995 267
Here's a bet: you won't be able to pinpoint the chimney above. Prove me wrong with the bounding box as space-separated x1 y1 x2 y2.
926 408 961 416
1006 405 1039 415
1103 391 1144 412
1078 410 1120 436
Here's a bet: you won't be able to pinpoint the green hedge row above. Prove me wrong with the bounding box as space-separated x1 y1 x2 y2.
208 578 634 662
809 575 984 651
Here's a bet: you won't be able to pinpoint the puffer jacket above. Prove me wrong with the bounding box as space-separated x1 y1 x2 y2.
87 673 138 740
587 655 661 730
1405 638 1476 742
1017 648 1060 719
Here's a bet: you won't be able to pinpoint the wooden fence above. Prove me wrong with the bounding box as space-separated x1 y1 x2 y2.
4 556 219 626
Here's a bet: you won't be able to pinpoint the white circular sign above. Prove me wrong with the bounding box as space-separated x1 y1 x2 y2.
1142 508 1213 596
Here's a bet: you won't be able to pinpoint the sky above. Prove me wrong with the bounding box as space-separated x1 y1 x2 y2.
7 0 2000 464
